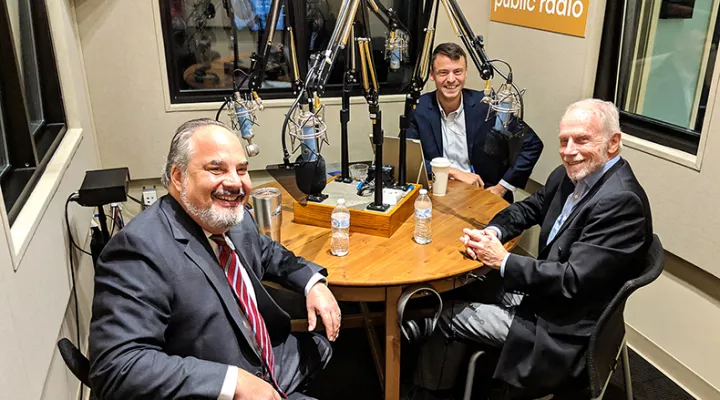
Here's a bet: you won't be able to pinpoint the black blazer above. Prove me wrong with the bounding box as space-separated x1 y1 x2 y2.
406 89 544 201
489 158 652 392
88 195 325 400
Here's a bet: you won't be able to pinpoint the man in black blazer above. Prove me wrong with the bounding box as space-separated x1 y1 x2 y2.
89 118 341 400
406 43 543 202
416 99 653 397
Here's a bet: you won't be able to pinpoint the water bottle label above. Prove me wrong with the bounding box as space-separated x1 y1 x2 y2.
332 216 350 229
415 208 432 219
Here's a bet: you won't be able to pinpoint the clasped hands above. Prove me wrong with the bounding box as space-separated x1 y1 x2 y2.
460 228 508 269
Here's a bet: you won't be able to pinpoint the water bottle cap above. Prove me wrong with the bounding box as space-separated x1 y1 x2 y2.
337 198 345 205
419 189 427 195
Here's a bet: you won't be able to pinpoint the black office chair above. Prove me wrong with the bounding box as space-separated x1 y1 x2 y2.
57 338 97 399
463 234 665 400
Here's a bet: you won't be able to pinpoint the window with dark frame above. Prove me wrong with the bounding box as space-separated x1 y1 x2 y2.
0 0 67 226
159 0 419 104
594 0 720 155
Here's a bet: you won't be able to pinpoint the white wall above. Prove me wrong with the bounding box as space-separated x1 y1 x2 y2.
0 0 100 399
73 0 720 398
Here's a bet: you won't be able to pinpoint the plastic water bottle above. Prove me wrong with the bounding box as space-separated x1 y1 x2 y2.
414 189 432 244
331 198 350 256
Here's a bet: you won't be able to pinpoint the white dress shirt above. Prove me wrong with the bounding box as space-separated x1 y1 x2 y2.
439 95 472 173
206 231 326 400
438 94 516 192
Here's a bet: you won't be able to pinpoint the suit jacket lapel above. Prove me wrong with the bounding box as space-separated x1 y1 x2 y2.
162 197 262 360
539 177 575 250
429 95 443 156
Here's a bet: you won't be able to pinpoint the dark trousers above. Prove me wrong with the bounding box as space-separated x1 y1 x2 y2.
274 332 333 399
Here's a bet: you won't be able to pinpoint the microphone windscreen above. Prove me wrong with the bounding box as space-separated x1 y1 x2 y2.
295 154 327 195
484 128 508 160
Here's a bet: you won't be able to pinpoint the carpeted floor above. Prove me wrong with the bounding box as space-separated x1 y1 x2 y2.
304 325 695 400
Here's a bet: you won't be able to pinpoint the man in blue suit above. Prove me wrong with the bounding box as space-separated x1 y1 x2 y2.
407 43 543 201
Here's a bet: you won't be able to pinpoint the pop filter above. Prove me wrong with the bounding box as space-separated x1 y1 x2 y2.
483 121 527 166
295 153 328 196
265 154 328 205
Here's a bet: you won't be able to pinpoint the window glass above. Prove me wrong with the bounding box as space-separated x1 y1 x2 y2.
162 0 411 102
620 0 718 132
315 0 404 89
1 0 67 225
9 0 44 134
0 96 8 177
167 0 290 93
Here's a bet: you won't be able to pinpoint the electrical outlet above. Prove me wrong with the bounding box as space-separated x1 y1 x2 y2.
142 186 158 208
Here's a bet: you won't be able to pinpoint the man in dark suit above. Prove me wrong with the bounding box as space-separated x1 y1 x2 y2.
89 118 341 400
406 42 543 202
416 99 653 397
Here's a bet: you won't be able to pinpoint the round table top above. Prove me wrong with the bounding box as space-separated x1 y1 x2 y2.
265 179 518 287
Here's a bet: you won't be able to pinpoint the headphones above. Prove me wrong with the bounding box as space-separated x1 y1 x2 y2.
397 284 444 342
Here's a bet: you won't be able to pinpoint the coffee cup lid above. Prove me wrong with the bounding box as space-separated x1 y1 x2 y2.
430 157 451 168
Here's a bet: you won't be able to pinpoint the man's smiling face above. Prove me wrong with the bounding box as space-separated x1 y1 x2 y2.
172 125 252 233
430 54 467 105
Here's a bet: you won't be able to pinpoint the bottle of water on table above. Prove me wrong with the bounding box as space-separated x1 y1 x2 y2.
414 189 432 244
331 198 350 256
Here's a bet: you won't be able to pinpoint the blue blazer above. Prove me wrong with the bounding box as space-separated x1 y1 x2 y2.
406 89 544 200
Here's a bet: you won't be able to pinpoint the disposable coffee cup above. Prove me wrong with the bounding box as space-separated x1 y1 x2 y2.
430 157 451 196
251 187 283 242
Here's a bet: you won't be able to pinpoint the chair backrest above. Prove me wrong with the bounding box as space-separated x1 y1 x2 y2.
585 234 664 398
57 338 92 388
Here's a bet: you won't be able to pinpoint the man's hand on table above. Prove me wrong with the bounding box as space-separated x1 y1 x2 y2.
449 167 484 187
306 282 341 341
460 228 507 269
234 369 281 400
487 184 508 198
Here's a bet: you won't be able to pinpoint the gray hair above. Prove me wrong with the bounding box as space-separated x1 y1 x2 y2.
563 98 622 141
161 118 231 186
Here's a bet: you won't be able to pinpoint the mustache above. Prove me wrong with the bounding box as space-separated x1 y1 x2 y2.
212 188 246 197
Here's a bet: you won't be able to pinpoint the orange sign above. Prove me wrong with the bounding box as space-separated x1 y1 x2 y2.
490 0 589 38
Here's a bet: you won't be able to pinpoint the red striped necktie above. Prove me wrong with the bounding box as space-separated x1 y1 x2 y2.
210 234 286 398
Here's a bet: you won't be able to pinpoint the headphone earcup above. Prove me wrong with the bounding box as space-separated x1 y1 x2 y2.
424 317 435 339
397 284 444 343
401 323 410 342
406 320 421 342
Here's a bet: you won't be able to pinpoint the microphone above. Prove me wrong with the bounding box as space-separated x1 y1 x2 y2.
231 91 261 157
287 100 329 196
485 76 525 162
483 75 523 160
385 30 408 71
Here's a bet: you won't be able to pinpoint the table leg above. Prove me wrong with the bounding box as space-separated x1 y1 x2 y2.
360 302 385 391
385 286 402 400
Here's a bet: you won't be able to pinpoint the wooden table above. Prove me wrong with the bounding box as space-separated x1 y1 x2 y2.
265 180 518 400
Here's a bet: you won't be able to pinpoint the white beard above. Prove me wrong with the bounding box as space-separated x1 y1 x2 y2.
565 143 609 181
181 180 245 230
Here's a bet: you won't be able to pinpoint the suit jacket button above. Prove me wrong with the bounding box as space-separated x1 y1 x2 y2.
255 371 262 377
